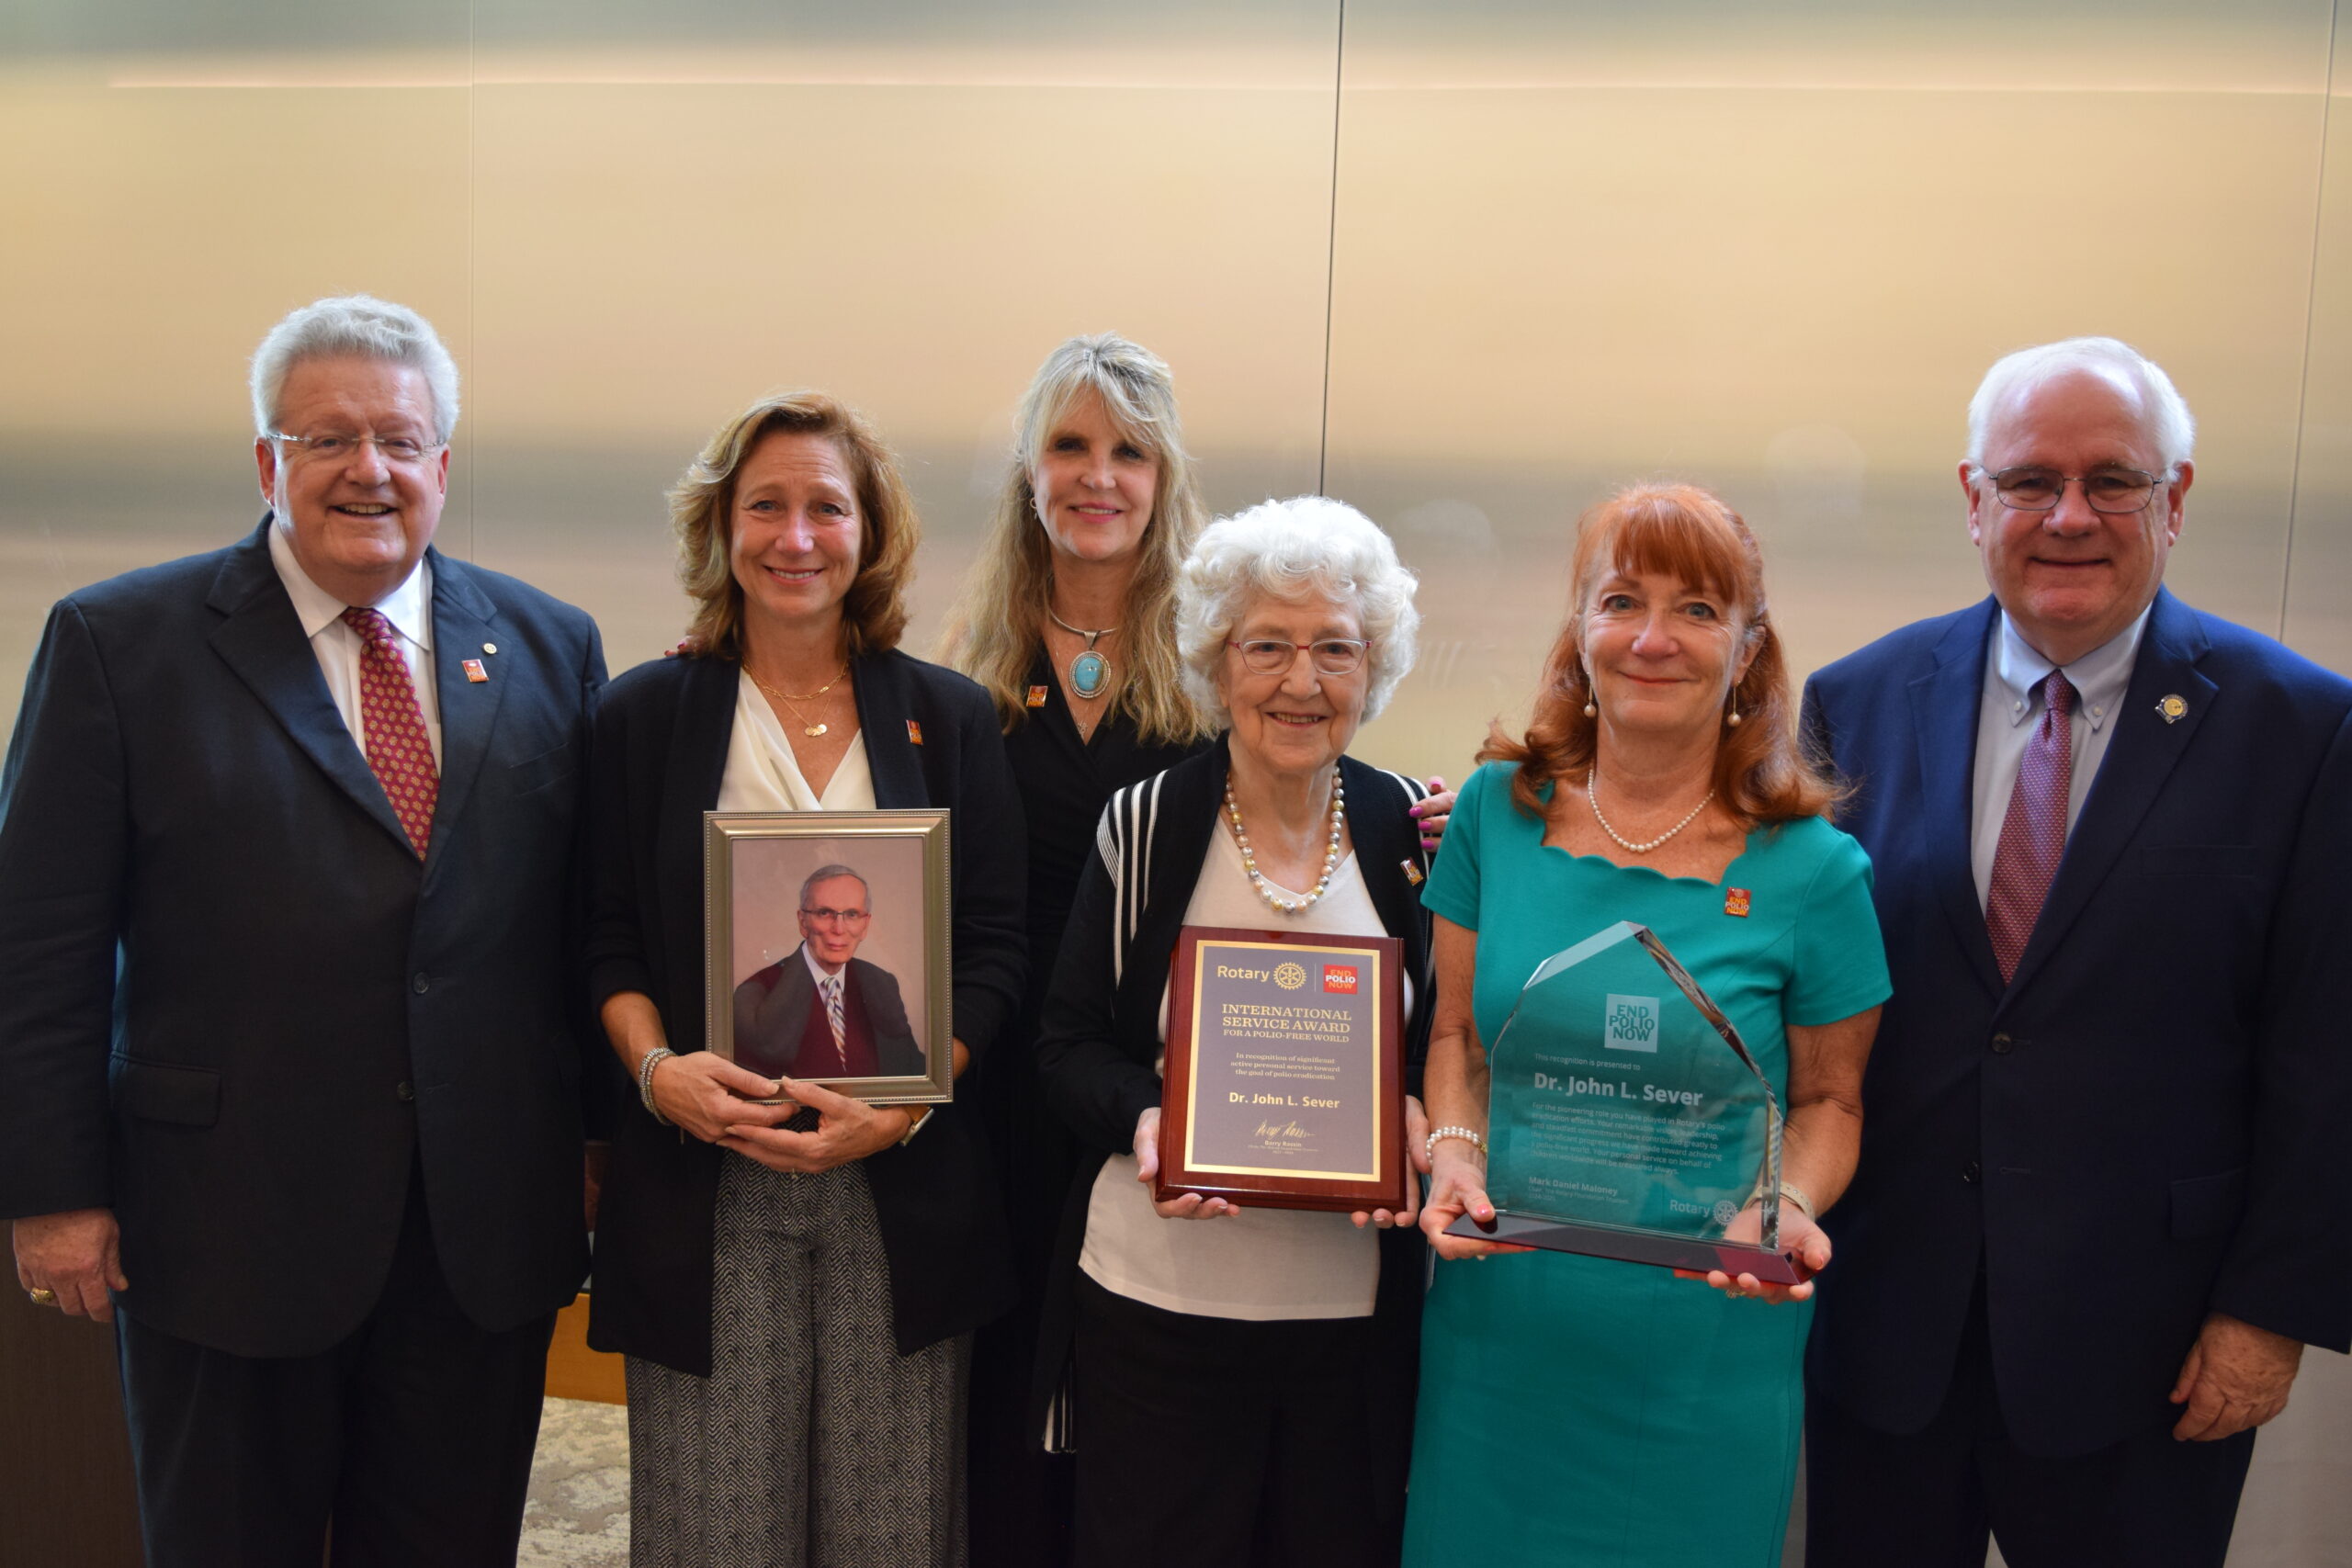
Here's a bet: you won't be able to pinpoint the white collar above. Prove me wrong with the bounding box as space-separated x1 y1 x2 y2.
267 518 434 649
800 942 845 987
1990 604 2150 734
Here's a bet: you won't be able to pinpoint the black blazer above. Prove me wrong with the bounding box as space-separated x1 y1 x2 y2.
733 949 924 1079
1803 590 2352 1457
0 520 607 1356
585 648 1024 1369
1029 739 1434 1436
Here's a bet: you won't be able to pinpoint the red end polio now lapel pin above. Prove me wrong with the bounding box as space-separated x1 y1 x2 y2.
462 659 489 683
1026 684 1049 709
906 719 924 746
1724 887 1752 918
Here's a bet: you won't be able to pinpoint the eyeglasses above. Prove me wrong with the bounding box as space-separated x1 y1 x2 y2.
1978 467 2164 514
799 907 871 926
268 431 446 467
1227 637 1373 675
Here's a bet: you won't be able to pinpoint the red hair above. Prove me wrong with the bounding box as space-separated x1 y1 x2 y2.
1481 482 1838 827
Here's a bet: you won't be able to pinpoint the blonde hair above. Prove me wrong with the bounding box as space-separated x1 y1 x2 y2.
937 333 1214 746
672 392 920 661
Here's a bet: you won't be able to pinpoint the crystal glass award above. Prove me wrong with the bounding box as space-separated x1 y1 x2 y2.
1443 921 1803 1282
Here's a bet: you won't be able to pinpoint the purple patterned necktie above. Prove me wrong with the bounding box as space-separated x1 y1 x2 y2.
341 606 439 859
1985 670 2075 984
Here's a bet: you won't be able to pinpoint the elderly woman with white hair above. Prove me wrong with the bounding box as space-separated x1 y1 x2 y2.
1032 494 1436 1567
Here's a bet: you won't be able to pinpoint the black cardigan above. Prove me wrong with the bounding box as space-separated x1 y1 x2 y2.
584 649 1025 1369
1029 738 1434 1437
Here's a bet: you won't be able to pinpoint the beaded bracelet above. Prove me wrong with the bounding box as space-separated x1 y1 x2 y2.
638 1046 675 1126
1426 1124 1485 1162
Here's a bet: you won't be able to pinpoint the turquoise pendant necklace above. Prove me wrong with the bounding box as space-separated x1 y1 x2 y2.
1046 605 1118 701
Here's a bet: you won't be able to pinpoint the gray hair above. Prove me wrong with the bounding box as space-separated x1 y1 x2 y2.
799 864 870 911
1176 495 1419 728
1965 335 2195 475
250 295 461 446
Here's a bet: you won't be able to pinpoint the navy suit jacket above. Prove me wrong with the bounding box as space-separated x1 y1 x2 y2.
1802 589 2352 1456
0 519 607 1357
732 948 924 1080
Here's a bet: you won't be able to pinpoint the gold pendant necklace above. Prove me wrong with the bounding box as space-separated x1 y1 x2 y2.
749 666 847 739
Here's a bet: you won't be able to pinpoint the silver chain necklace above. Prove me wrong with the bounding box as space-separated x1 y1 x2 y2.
1587 766 1713 854
1046 605 1118 701
1224 767 1347 914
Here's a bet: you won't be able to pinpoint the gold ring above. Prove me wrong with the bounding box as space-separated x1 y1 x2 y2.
28 1288 56 1305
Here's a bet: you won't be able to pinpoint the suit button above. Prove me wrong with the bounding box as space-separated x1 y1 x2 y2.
412 973 430 994
395 1081 415 1103
1990 1032 2014 1055
1962 1160 1981 1184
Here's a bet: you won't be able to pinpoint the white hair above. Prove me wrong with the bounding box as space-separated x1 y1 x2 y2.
799 864 870 910
1176 494 1419 728
1965 335 2195 474
250 295 460 446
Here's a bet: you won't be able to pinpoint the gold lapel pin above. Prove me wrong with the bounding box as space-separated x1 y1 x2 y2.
2156 694 2188 724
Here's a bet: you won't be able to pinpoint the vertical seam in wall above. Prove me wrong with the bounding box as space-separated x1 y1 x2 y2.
463 0 478 563
1316 0 1347 498
2281 0 2341 643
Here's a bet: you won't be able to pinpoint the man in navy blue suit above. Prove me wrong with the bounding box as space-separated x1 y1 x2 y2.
1801 337 2352 1567
0 296 606 1566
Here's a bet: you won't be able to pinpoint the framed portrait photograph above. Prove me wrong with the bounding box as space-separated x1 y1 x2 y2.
703 808 953 1106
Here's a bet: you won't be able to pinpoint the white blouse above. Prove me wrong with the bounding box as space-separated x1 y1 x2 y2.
1079 826 1416 1322
717 670 875 813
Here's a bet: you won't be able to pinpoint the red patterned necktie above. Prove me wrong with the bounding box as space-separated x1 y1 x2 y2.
341 606 439 859
1985 669 2075 984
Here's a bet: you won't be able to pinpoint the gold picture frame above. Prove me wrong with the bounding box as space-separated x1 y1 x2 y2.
702 809 954 1105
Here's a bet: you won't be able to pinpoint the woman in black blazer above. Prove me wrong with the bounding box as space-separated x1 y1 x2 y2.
1033 495 1435 1568
586 391 1023 1568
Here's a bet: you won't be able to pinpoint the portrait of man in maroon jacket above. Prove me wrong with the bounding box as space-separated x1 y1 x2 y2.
730 863 924 1079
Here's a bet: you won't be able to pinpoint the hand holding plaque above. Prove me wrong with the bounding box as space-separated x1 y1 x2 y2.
1157 926 1408 1214
1444 920 1805 1284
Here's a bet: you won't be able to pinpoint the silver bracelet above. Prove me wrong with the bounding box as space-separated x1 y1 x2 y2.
637 1046 675 1126
1426 1124 1485 1162
1746 1182 1816 1221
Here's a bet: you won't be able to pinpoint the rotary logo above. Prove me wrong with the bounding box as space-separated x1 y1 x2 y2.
1713 1200 1741 1227
1321 964 1358 994
1273 962 1308 990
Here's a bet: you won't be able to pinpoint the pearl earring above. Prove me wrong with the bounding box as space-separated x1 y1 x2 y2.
1726 694 1743 728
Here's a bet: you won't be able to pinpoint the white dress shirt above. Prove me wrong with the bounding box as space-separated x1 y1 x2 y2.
266 521 442 768
1969 604 2150 911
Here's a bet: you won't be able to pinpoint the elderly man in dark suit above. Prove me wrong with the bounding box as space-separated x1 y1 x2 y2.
1800 336 2352 1567
0 295 607 1567
732 863 925 1080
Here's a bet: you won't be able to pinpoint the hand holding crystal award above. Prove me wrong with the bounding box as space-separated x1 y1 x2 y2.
1444 920 1805 1283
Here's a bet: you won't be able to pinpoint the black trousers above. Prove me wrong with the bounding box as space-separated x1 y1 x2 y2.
1805 1278 2255 1568
1071 1273 1406 1568
114 1172 558 1568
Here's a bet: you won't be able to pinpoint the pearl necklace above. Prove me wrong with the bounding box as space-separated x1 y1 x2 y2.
1224 767 1347 914
1587 766 1713 854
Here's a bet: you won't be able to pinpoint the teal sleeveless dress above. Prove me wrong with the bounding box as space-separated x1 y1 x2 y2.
1403 762 1891 1566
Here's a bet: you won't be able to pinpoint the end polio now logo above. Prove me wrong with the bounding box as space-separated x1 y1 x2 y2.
1604 994 1660 1053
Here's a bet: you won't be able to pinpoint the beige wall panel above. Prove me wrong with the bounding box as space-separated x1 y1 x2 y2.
0 73 469 734
463 46 1341 671
1326 6 2335 784
2282 11 2352 670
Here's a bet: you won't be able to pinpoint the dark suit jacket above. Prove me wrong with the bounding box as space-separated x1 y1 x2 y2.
1802 589 2352 1457
584 648 1023 1369
1029 738 1435 1440
732 948 924 1079
0 518 607 1357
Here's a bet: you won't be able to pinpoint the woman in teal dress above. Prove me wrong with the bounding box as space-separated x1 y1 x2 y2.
1408 482 1890 1566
